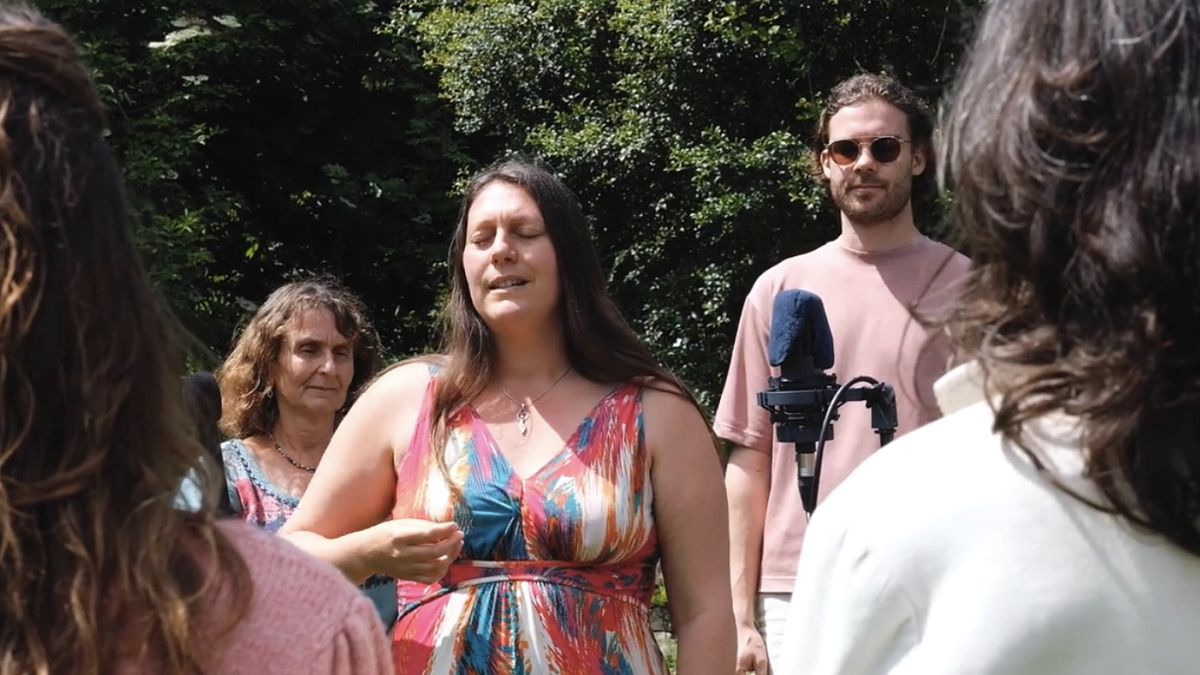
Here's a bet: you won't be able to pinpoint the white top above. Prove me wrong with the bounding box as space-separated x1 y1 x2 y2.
780 362 1200 675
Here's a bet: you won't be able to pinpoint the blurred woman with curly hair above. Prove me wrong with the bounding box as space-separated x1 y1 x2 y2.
0 5 391 674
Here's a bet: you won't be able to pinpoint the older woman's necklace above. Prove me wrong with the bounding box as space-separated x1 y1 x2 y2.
267 431 318 473
496 367 572 436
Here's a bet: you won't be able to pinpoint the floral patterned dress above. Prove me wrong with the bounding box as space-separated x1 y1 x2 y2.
391 377 667 675
222 439 399 628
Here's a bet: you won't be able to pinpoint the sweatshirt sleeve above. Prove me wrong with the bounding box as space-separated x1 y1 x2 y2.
778 503 921 675
320 593 394 675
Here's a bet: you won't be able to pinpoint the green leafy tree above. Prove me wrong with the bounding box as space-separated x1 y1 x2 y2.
40 0 979 396
398 0 979 404
44 0 470 363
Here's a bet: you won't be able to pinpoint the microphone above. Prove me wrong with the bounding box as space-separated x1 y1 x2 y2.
768 290 835 383
757 289 899 516
762 290 837 514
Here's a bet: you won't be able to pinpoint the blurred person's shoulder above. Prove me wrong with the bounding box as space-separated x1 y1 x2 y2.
196 521 391 674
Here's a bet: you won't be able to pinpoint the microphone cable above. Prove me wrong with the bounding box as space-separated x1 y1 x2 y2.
807 375 884 517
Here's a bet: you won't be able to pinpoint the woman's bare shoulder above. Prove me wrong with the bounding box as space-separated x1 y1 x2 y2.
360 356 443 403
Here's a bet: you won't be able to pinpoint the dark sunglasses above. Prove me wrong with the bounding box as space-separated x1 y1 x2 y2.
825 136 911 166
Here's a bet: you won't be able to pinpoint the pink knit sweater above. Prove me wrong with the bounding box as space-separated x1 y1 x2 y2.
118 520 393 674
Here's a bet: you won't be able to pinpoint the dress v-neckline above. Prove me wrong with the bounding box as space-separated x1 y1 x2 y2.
468 384 626 483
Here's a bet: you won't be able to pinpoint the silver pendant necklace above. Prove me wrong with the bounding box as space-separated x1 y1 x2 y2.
495 367 572 436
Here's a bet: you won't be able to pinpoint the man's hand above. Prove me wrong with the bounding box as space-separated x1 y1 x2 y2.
735 624 770 675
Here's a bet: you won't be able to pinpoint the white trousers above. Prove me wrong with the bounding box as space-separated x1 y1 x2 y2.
756 592 793 672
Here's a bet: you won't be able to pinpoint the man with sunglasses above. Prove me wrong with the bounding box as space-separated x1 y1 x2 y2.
715 73 970 675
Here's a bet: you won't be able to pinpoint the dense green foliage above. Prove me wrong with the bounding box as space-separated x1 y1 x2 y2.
42 0 979 404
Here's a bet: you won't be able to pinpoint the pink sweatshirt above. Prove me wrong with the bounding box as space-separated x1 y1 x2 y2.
117 520 393 675
715 237 970 592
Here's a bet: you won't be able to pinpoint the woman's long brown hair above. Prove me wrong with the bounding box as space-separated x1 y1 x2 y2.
385 160 720 515
0 5 250 673
940 0 1200 554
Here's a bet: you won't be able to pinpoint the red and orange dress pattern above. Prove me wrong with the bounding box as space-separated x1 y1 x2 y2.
391 377 667 675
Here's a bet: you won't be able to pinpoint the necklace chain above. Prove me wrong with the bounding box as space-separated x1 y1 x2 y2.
268 431 318 473
496 367 572 436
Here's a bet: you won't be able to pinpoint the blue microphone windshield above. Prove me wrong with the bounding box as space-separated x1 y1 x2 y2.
767 289 835 370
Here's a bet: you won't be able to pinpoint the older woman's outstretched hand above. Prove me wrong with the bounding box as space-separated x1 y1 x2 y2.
369 519 464 584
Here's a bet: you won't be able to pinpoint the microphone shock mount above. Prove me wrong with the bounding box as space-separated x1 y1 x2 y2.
757 366 898 517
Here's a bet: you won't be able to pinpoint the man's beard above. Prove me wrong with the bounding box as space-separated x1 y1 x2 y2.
831 174 913 226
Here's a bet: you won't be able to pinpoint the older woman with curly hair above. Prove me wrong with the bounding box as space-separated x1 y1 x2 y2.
215 277 399 625
0 5 391 673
